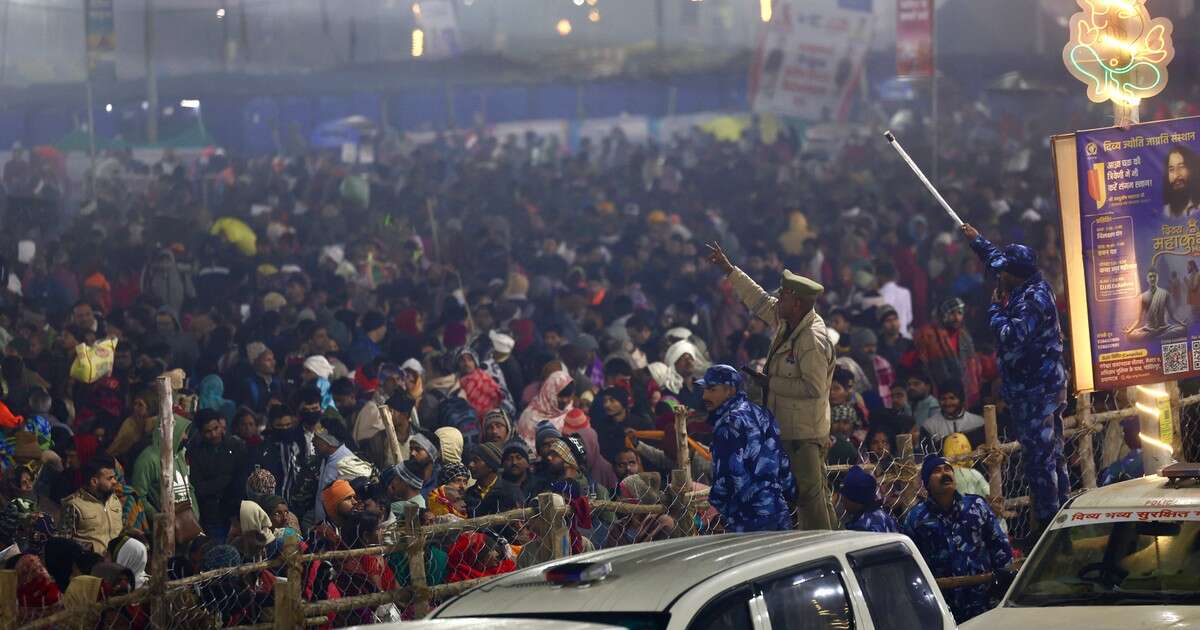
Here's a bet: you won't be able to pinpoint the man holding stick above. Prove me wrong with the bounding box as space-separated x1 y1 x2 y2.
961 223 1068 540
706 242 837 530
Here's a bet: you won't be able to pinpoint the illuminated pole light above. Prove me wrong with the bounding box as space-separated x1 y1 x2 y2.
412 3 422 18
586 0 597 6
216 8 225 19
573 0 584 6
556 19 572 36
412 28 425 57
180 99 201 109
1062 0 1173 109
105 103 113 113
759 0 772 23
588 9 599 22
1134 382 1175 475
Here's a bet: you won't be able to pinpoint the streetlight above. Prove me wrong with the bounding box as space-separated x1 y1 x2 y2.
556 19 572 36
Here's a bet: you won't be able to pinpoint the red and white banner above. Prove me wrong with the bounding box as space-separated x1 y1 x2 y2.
895 0 933 78
750 0 875 122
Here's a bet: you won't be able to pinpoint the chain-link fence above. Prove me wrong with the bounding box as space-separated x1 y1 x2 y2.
7 388 1198 629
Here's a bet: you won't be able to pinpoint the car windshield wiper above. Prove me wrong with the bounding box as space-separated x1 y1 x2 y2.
1013 591 1200 606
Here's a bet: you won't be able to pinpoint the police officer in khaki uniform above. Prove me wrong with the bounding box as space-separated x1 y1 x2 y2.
706 242 837 530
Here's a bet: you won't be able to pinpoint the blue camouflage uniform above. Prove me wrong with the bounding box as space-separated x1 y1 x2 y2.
970 235 1069 522
845 508 899 533
903 492 1013 622
702 365 797 532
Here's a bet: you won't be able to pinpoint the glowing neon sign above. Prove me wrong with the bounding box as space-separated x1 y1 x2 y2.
1062 0 1174 107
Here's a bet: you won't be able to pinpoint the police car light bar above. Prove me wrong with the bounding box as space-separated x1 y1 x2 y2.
543 561 612 585
1161 462 1200 482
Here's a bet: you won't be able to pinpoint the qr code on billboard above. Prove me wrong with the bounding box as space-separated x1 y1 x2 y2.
1163 341 1189 375
1193 340 1200 371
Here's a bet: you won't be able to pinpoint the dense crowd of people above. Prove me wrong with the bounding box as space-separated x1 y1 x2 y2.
0 94 1114 625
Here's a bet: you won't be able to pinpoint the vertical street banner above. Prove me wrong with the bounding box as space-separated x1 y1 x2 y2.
1055 116 1200 391
895 0 933 78
750 0 874 122
415 0 460 60
85 0 116 81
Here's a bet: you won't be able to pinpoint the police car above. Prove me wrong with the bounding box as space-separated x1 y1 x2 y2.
964 462 1200 629
419 531 957 629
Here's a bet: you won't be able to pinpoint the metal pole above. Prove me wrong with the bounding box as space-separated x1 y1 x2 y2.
0 0 10 87
655 0 664 51
82 0 97 203
156 376 176 555
930 2 939 185
145 0 158 143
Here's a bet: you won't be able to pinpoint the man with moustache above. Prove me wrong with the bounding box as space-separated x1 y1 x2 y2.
903 455 1012 623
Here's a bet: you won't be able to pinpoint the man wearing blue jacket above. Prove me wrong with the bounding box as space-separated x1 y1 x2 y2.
699 364 797 532
962 223 1068 538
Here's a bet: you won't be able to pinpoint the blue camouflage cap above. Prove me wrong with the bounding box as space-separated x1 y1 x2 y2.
990 244 1038 279
694 364 743 389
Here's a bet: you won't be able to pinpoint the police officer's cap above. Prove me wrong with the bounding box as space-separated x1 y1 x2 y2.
780 269 823 297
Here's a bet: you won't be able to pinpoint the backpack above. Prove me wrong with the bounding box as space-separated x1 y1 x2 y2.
436 397 480 445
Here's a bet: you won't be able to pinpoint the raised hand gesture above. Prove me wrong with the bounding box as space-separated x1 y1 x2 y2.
705 241 734 275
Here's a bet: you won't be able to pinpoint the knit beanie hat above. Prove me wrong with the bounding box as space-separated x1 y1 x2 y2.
470 442 503 472
535 420 562 449
839 465 879 507
921 455 950 488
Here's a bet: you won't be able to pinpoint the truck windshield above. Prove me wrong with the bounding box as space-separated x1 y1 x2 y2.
1009 520 1200 607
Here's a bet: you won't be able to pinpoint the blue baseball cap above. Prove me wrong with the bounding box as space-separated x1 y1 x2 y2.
990 244 1038 279
695 364 743 389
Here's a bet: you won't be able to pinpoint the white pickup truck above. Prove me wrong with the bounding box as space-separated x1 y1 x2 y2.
419 530 957 629
965 462 1200 629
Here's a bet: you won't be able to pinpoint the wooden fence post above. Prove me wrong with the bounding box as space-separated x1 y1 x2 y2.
1076 392 1097 490
149 515 171 629
274 536 302 630
982 405 1003 503
0 570 16 629
667 469 697 537
673 406 691 479
535 492 569 560
404 504 431 619
155 376 176 557
896 432 914 464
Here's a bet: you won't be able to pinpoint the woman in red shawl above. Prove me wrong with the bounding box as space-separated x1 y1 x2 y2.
455 348 504 420
445 532 516 583
16 554 61 609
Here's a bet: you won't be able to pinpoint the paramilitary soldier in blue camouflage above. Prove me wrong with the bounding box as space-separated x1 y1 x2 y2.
962 223 1068 536
904 456 1013 623
837 465 899 533
698 365 797 532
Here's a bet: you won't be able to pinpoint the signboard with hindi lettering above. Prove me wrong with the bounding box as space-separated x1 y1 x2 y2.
1055 116 1200 392
895 0 933 78
749 0 874 122
85 0 116 81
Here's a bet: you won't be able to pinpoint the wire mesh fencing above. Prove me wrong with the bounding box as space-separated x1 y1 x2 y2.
11 386 1200 629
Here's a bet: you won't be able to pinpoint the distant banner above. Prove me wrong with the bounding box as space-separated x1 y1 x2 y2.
1062 116 1200 390
85 0 116 81
895 0 933 78
415 0 460 60
750 0 874 122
